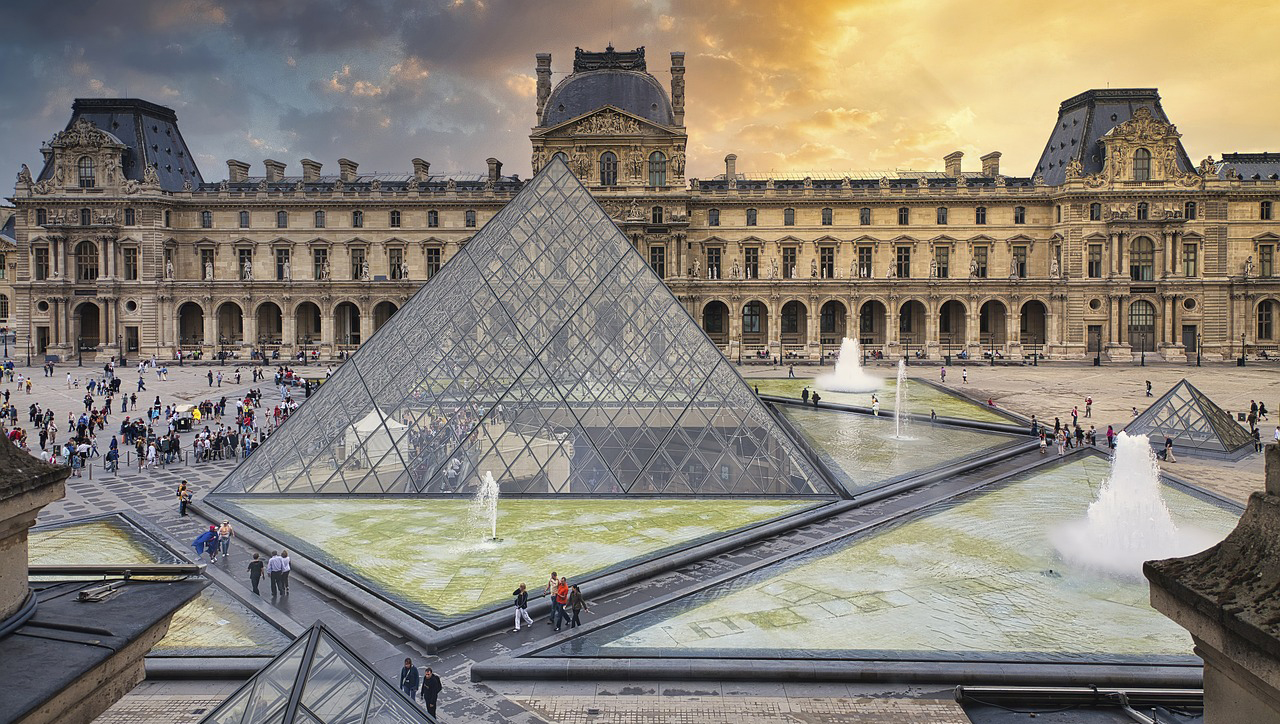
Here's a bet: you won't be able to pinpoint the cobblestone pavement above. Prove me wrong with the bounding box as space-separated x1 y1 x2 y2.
512 695 970 724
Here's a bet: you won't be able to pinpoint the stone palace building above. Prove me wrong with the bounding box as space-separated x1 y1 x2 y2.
7 45 1280 364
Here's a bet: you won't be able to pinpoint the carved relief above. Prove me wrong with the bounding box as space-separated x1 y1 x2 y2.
571 109 641 136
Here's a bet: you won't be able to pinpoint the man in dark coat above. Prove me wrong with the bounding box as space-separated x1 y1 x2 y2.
421 667 442 716
399 658 420 700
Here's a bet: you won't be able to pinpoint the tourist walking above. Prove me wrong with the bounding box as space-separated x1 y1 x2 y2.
177 480 191 516
247 553 264 595
940 366 946 383
801 387 810 404
1106 425 1116 449
1145 380 1153 397
553 577 570 631
218 520 234 560
421 667 442 717
811 391 821 407
1253 427 1262 452
267 550 286 597
961 367 968 384
1164 436 1178 463
1260 401 1269 422
568 584 590 628
280 550 292 593
399 658 420 700
1085 396 1092 418
543 571 559 625
788 365 795 379
512 583 533 632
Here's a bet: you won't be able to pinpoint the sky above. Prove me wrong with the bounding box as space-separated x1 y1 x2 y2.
2 0 1277 185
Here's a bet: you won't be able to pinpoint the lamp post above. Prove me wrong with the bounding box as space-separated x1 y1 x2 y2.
77 335 82 367
1240 332 1247 367
1140 331 1146 367
219 335 227 366
1 327 8 359
1196 331 1201 367
989 334 995 367
116 334 121 365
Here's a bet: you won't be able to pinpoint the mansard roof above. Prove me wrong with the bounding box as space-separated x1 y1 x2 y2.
1217 152 1280 180
541 46 674 129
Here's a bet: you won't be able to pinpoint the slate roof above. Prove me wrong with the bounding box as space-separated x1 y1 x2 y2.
541 69 675 128
1217 152 1280 180
38 98 204 192
1033 89 1194 186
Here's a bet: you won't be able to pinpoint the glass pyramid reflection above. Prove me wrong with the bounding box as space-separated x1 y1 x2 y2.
1127 378 1255 458
213 158 835 496
200 624 433 724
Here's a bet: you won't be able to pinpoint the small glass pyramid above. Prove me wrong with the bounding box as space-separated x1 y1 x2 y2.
1127 378 1255 457
213 159 834 497
200 624 432 724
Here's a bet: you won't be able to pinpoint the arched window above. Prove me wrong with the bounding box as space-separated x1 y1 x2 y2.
1090 202 1102 221
1137 202 1149 220
708 208 720 226
975 206 987 225
651 206 664 224
201 210 212 229
239 210 250 228
77 157 95 188
1130 237 1155 281
124 208 135 226
821 207 833 225
936 207 948 225
1014 206 1026 224
745 208 757 226
1128 299 1156 349
897 207 909 225
389 210 401 228
599 152 618 186
1133 148 1151 182
465 210 477 227
1259 301 1276 340
80 208 91 226
648 151 667 187
427 210 439 228
276 211 288 229
75 241 99 281
784 208 795 226
352 210 364 228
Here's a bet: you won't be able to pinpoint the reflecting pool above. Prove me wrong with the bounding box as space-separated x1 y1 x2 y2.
543 456 1240 662
754 377 1010 423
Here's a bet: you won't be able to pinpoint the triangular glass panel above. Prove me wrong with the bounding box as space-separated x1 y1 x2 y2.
1127 378 1255 457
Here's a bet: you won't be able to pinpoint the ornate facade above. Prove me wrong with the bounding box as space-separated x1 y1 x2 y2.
7 58 1280 364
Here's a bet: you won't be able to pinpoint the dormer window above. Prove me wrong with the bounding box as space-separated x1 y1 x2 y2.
78 157 95 188
1133 148 1151 182
648 151 666 187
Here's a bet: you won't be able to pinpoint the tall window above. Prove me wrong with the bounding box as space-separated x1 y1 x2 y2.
896 246 911 278
860 207 871 225
122 248 139 280
935 247 949 278
1014 206 1026 224
1056 205 1062 223
34 248 49 281
1090 202 1102 221
164 210 171 227
1012 245 1027 278
706 247 722 279
975 206 987 225
465 210 477 227
239 210 250 228
80 208 91 226
124 208 136 226
75 241 98 281
1261 245 1275 277
312 248 328 279
78 157 95 188
389 210 401 228
352 210 364 228
36 208 47 226
974 246 989 278
746 208 757 226
708 208 720 226
820 246 834 278
599 152 618 186
427 210 439 228
425 248 441 278
389 248 404 279
1133 148 1151 181
1263 201 1274 221
276 210 288 228
936 207 948 225
1184 202 1197 220
350 248 365 280
648 151 667 187
276 249 290 281
1130 237 1155 281
784 208 795 226
649 245 665 278
1260 301 1276 340
857 247 872 278
0 295 8 321
897 207 909 225
1137 202 1149 220
744 247 759 279
651 206 663 224
1183 243 1198 277
782 247 796 278
238 248 253 280
313 210 325 229
821 207 833 225
201 210 212 229
1088 244 1103 278
742 302 761 334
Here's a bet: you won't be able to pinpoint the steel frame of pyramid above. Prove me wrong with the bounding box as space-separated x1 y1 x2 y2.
199 624 434 724
1126 378 1256 459
213 159 838 498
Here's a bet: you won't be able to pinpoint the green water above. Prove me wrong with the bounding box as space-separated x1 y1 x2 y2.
754 377 1009 423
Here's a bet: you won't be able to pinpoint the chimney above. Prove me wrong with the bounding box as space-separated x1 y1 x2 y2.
535 53 553 122
411 158 430 181
338 158 358 183
263 159 286 182
300 159 322 182
226 159 250 183
944 151 963 178
670 52 686 126
486 157 503 184
981 151 1002 177
725 154 737 180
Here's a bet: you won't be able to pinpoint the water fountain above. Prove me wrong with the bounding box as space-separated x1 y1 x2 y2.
893 359 909 440
470 470 501 542
1052 432 1216 579
816 337 883 393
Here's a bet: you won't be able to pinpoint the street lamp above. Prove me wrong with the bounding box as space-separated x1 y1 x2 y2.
1240 332 1247 367
219 334 227 366
1196 331 1202 367
989 333 995 367
77 335 82 367
1 327 8 358
1140 331 1146 367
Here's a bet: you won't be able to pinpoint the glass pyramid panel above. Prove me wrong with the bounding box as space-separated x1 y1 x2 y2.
214 158 836 497
1127 379 1254 454
200 625 434 724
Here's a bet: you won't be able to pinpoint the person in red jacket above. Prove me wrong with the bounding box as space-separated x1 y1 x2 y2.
554 577 570 631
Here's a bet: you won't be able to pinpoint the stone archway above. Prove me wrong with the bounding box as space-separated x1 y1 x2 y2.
335 302 362 347
781 300 808 348
256 302 283 345
373 301 399 332
980 300 1008 348
702 300 729 345
217 302 244 343
819 300 847 346
75 301 100 350
1020 300 1048 346
177 302 205 348
858 300 887 348
939 299 967 349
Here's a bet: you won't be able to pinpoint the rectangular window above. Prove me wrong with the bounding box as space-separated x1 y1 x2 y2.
859 207 871 225
350 248 365 280
389 248 404 280
1088 244 1103 278
649 245 666 279
821 208 833 225
1184 202 1197 220
1055 205 1062 223
1013 245 1027 278
897 207 909 225
238 248 253 281
783 208 795 226
312 248 328 280
34 248 49 281
708 209 720 226
36 208 47 226
1261 245 1275 278
857 247 872 278
425 248 441 278
465 210 477 227
782 247 796 279
0 254 5 280
974 246 988 278
1014 206 1026 224
1182 243 1197 277
975 206 987 225
820 247 834 278
390 210 401 228
936 207 948 225
935 247 949 278
896 246 911 278
744 247 758 279
1263 201 1273 221
201 249 215 280
276 249 290 281
122 248 139 280
706 247 722 279
124 208 135 226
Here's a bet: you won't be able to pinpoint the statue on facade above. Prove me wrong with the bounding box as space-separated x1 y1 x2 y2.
771 258 778 279
182 178 193 192
319 260 331 281
929 258 938 278
672 149 686 176
1198 156 1218 176
1244 255 1255 278
242 259 253 281
17 164 33 186
886 261 896 279
1009 255 1020 279
810 259 818 278
400 261 410 280
731 258 741 280
204 261 214 280
143 164 160 187
165 259 174 280
969 257 978 278
690 258 699 279
282 260 292 281
361 260 371 281
1050 256 1060 278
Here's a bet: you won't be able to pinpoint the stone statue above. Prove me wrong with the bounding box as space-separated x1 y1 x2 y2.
672 149 686 176
1064 157 1083 181
628 199 641 220
810 259 818 278
771 258 778 279
320 260 331 280
969 257 978 278
182 178 193 192
690 258 699 279
1050 256 1060 278
400 262 410 280
886 261 896 279
17 164 33 186
929 258 938 278
282 260 292 281
204 261 214 280
361 260 371 281
1198 156 1218 176
1010 255 1020 279
242 258 253 281
143 164 160 186
1244 255 1255 278
731 258 741 280
165 259 174 280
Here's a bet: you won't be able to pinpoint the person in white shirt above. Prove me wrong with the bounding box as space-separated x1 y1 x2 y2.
267 551 286 597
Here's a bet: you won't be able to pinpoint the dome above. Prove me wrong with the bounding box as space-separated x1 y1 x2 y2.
541 70 675 128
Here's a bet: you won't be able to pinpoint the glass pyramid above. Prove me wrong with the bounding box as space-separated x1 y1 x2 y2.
200 624 432 724
214 158 833 497
1127 378 1255 457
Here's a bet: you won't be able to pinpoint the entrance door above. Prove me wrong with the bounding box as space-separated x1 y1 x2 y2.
1087 325 1102 353
1182 325 1197 355
125 326 139 354
36 326 49 355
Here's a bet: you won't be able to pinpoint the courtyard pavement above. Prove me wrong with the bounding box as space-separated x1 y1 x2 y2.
9 357 1270 723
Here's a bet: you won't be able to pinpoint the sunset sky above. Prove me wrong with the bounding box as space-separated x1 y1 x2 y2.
2 1 1276 184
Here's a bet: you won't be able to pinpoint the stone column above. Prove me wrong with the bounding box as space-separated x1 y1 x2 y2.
63 238 73 280
203 306 216 354
806 301 820 360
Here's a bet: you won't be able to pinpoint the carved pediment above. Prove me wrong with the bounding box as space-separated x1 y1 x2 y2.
47 117 126 151
1106 107 1177 143
536 105 676 138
